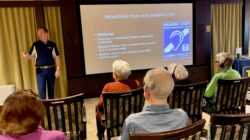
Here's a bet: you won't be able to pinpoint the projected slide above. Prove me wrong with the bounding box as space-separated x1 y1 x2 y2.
80 3 193 74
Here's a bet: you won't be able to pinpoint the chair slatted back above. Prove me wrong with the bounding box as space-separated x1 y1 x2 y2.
41 93 86 140
168 81 208 123
215 77 250 113
210 113 250 140
129 119 206 140
102 88 144 139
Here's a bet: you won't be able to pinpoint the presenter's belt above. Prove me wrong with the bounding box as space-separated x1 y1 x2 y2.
36 64 55 69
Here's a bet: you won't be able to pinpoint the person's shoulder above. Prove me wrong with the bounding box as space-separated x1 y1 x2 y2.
41 129 67 140
0 135 16 140
173 108 187 114
102 81 118 92
48 40 56 46
231 69 241 75
125 112 143 124
32 40 41 45
104 81 117 88
171 108 189 123
213 72 224 79
222 69 241 79
172 108 188 118
232 69 241 76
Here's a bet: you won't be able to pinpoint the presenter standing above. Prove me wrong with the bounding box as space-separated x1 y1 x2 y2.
23 27 60 99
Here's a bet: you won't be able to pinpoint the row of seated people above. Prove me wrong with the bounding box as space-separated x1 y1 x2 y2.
96 51 244 140
0 87 249 140
96 60 190 134
0 51 245 140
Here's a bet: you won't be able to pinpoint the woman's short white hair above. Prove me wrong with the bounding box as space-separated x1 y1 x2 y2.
215 52 234 68
144 67 174 99
167 63 188 81
112 60 131 80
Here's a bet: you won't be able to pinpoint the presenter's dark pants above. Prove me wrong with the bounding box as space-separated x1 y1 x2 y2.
36 67 55 99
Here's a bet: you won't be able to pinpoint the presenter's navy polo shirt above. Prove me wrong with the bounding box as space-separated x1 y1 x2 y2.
29 40 59 66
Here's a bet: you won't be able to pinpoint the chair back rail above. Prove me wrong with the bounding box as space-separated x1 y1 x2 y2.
168 81 208 123
215 77 250 113
129 119 206 140
102 88 144 139
210 113 250 140
41 93 86 140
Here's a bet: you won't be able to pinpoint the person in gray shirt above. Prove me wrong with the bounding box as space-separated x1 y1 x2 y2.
121 67 189 140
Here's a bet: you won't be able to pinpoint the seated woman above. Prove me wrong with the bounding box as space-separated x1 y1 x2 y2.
96 60 141 138
203 52 241 112
0 89 67 140
167 63 190 84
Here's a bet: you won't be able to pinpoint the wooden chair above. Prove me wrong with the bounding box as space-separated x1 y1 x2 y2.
168 81 208 123
41 93 86 140
210 113 250 140
246 87 250 105
97 87 144 140
213 77 250 114
129 119 206 140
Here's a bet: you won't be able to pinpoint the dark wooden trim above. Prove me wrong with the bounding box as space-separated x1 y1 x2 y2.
211 0 243 4
210 113 250 125
61 0 83 78
35 6 46 28
0 1 60 7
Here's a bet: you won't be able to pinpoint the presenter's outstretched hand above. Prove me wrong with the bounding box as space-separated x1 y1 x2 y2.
23 51 28 58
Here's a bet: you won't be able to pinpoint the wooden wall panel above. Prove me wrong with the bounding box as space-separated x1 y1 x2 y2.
61 0 83 78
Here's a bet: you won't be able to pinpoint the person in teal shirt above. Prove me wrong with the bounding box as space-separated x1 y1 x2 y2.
204 52 241 112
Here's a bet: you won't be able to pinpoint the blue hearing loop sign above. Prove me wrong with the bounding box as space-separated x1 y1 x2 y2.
163 21 191 60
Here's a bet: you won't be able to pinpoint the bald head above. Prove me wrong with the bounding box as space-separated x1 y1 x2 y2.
144 67 174 99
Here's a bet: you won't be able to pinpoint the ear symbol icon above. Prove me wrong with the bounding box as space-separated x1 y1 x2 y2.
164 28 189 53
164 31 183 53
170 31 184 51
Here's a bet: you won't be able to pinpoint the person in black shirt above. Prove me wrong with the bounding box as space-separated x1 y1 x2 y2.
23 27 60 99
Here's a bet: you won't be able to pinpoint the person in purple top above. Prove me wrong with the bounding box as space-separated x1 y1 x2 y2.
0 89 67 140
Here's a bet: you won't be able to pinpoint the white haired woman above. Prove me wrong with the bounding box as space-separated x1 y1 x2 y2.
96 60 141 138
167 63 189 84
203 52 241 112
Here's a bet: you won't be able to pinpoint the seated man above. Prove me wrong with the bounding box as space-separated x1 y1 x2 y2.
203 52 241 112
121 67 189 140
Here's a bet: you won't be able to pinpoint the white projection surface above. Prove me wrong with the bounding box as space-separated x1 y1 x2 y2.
80 3 193 74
